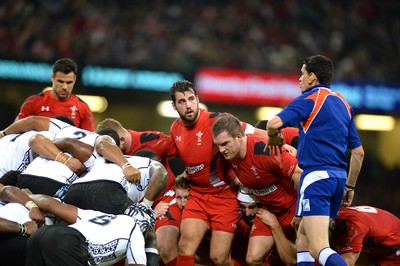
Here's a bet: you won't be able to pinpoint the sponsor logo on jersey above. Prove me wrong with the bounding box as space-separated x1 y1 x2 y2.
41 106 50 111
251 185 277 196
176 136 182 142
186 164 204 174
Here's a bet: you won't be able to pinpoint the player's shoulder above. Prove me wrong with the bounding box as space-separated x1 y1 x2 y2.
24 92 45 102
70 94 90 106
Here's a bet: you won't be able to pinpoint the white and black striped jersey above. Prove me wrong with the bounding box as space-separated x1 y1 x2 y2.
22 125 101 185
71 208 146 266
0 118 72 176
72 155 153 203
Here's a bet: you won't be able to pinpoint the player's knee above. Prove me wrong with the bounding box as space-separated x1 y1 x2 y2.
209 252 230 266
158 245 178 263
245 253 263 266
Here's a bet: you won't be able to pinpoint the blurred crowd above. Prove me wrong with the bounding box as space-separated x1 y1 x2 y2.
0 0 399 83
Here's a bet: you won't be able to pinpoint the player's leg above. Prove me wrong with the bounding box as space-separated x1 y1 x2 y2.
156 225 180 265
298 171 347 266
177 218 209 265
209 230 236 266
246 235 274 265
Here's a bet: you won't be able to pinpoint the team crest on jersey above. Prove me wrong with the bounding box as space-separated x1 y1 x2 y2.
302 199 310 211
251 165 260 178
70 106 78 119
196 131 203 145
41 106 50 111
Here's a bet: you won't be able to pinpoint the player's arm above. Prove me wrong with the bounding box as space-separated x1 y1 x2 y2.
340 251 360 266
342 145 364 207
291 165 302 189
95 135 141 182
29 134 86 175
142 160 168 207
256 208 297 265
0 116 51 139
29 194 78 224
266 116 285 153
0 217 38 236
0 185 45 227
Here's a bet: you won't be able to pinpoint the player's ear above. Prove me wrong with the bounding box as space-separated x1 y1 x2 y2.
171 101 177 110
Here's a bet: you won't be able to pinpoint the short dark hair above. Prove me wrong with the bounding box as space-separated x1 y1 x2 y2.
53 58 78 76
169 80 197 102
55 115 75 126
303 55 334 86
212 115 244 138
0 170 21 186
134 149 159 161
175 175 190 190
96 128 120 147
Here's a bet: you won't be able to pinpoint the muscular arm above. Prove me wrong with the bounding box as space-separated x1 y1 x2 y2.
0 218 38 236
95 135 141 182
143 161 168 203
29 194 78 224
2 116 51 137
29 134 87 174
257 209 297 266
340 252 360 266
0 185 44 226
346 146 364 187
291 165 302 189
342 146 364 207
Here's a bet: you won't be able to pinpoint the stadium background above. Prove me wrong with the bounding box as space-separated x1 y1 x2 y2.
0 0 399 216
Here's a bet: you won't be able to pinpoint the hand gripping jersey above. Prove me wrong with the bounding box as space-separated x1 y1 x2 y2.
17 90 95 131
70 208 146 266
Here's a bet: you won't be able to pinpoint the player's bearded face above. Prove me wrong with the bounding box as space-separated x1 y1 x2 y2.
174 92 200 124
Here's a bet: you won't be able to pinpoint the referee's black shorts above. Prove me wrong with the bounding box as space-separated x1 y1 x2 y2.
63 180 133 214
26 225 88 266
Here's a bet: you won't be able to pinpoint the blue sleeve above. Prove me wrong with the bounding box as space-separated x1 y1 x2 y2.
347 117 362 149
278 95 315 127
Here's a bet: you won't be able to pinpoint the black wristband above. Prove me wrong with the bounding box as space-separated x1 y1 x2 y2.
345 184 355 190
0 130 6 137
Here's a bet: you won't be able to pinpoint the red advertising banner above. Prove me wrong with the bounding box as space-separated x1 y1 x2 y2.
195 67 300 106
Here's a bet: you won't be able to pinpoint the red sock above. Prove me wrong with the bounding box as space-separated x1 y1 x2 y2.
166 257 177 266
231 258 241 266
176 255 195 266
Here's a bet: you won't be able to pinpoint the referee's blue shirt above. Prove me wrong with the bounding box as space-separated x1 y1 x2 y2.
277 85 362 174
